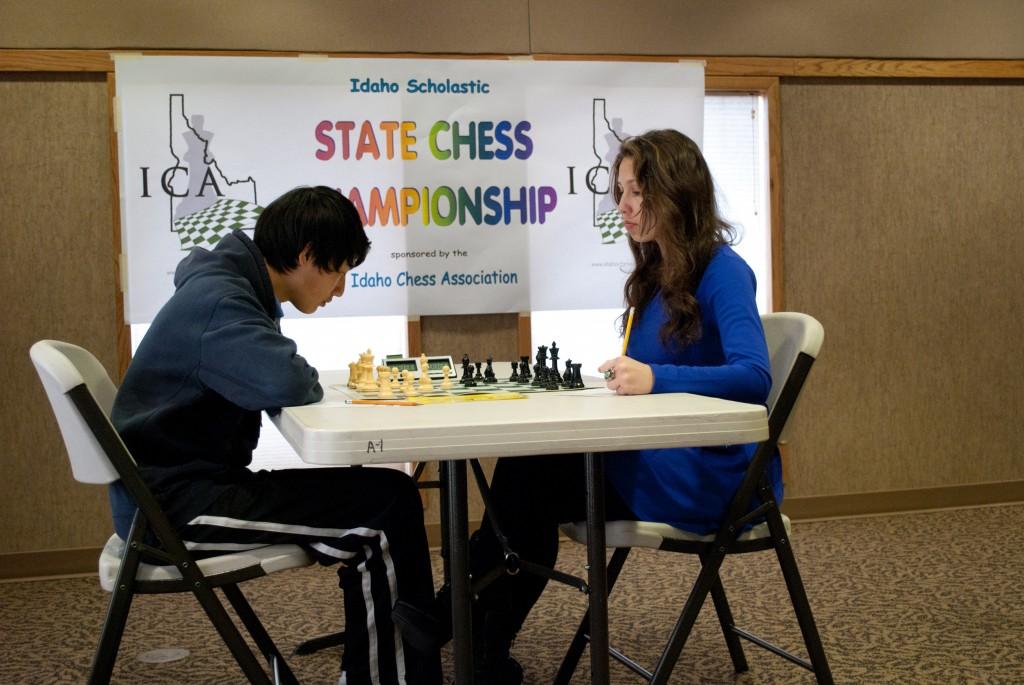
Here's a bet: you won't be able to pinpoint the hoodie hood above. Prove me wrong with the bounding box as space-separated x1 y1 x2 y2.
174 230 279 318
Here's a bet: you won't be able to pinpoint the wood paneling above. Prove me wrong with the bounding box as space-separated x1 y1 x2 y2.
530 1 1024 60
780 78 1024 496
0 0 531 55
0 74 117 553
419 313 520 364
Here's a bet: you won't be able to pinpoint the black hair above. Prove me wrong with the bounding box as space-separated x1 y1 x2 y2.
254 186 370 273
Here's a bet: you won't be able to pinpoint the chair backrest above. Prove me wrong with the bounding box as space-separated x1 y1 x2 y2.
760 312 824 438
30 340 123 484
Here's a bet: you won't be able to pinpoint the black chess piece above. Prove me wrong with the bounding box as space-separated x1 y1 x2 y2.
509 362 519 382
484 357 496 381
536 345 548 368
563 358 573 385
516 360 532 382
474 362 484 381
549 341 560 378
531 363 544 387
571 362 585 389
519 356 532 383
460 353 471 380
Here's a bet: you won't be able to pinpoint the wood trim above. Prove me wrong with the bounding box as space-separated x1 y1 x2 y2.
765 78 784 312
789 58 1024 79
0 547 102 581
4 50 1024 80
535 54 1024 79
108 72 131 380
706 75 778 91
0 49 113 72
406 317 422 356
517 313 532 359
782 480 1024 521
7 481 1020 579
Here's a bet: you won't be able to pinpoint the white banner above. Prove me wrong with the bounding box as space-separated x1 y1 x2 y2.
115 56 704 322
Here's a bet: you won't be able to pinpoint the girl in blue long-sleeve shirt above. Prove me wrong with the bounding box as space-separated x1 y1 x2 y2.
464 130 776 684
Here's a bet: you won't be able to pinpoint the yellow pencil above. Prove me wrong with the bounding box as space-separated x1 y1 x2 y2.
348 399 420 406
622 306 635 356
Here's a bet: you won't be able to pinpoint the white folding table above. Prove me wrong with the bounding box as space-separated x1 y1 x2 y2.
273 370 768 685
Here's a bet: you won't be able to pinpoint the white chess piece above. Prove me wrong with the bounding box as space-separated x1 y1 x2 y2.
378 373 394 398
355 350 377 392
402 370 419 396
419 365 434 392
440 365 453 390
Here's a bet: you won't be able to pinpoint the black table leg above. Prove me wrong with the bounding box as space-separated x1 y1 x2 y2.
443 459 474 685
584 450 609 685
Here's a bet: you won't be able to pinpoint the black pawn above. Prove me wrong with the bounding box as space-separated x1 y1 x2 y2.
474 362 484 381
518 360 531 383
519 356 532 382
484 357 496 381
509 362 519 382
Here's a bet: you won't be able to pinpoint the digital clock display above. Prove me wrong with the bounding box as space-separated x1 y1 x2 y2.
384 359 419 373
383 355 455 378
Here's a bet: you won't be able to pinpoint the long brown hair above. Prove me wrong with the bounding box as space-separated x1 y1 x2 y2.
612 129 735 347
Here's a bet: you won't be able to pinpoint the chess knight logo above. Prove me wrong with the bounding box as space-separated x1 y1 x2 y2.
138 94 262 251
587 98 630 244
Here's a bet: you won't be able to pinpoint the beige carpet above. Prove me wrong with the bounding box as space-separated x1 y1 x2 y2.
2 504 1022 684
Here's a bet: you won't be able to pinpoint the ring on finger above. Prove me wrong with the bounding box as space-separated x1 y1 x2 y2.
604 369 616 380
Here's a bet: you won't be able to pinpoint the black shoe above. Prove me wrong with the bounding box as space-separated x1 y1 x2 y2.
475 654 523 685
392 600 444 653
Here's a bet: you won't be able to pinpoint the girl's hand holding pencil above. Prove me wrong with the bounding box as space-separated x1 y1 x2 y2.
598 307 654 395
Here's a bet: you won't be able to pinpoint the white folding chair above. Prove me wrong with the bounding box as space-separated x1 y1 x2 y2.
556 312 833 684
30 340 314 685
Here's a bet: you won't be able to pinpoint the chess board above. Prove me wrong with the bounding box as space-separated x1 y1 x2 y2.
333 376 599 403
339 348 594 404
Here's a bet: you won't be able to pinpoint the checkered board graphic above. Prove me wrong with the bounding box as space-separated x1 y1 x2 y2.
173 198 263 250
595 209 626 243
334 379 597 402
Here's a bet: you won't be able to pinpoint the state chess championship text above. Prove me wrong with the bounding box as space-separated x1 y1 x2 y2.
348 269 518 288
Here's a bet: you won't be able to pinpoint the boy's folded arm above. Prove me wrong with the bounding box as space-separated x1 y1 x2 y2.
198 296 323 411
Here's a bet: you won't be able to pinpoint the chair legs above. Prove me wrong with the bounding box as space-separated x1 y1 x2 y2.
768 515 834 684
293 630 346 655
708 573 749 673
88 577 137 684
556 529 833 685
188 579 276 685
647 546 728 685
90 567 278 684
90 520 147 684
222 583 300 685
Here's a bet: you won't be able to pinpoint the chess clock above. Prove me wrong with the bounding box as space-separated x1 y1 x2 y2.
383 355 455 379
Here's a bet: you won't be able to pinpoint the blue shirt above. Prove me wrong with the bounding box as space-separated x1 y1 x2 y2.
605 245 781 534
